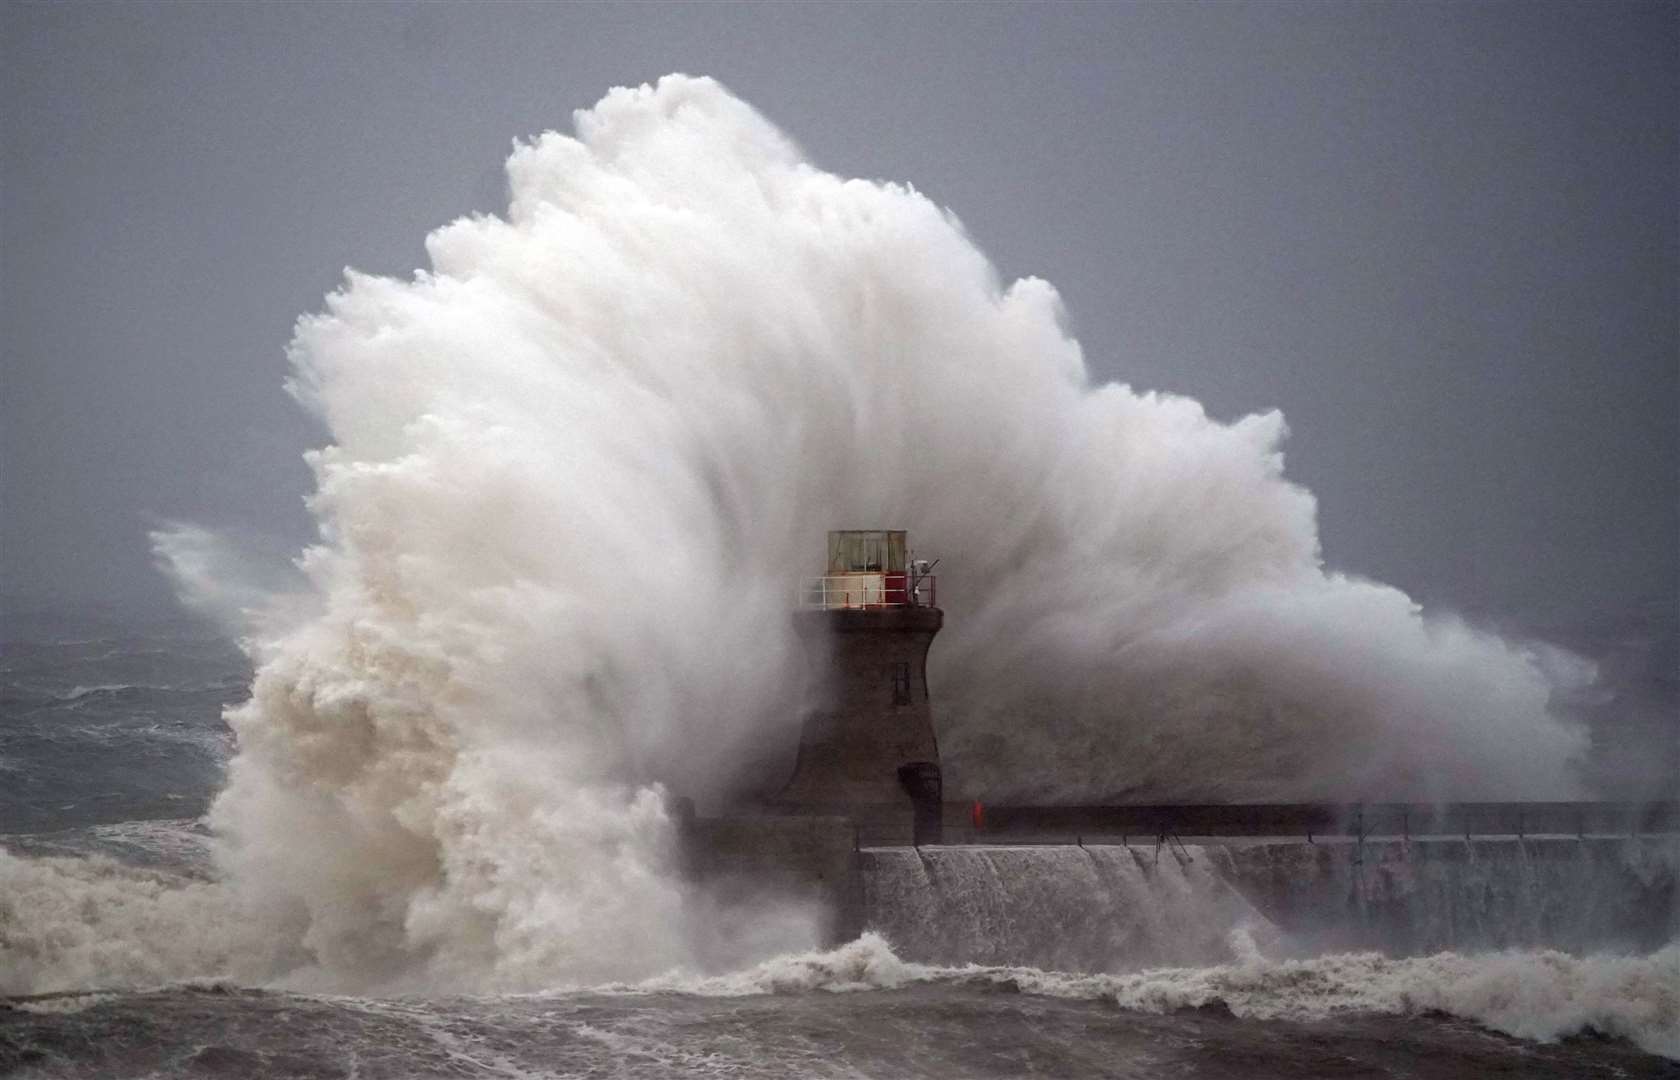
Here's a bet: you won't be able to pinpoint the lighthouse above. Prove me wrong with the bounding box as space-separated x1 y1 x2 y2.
776 530 943 844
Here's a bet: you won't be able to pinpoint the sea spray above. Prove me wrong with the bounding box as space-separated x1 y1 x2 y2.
3 73 1591 993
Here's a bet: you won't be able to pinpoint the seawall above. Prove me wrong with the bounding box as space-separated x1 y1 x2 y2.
680 802 1680 964
950 800 1680 842
858 836 1679 970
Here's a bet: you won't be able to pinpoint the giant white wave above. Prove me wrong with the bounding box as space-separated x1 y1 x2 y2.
3 74 1595 994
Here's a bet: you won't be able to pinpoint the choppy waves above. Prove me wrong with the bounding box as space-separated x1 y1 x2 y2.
7 912 1672 1061
3 835 1675 1060
639 933 1680 1059
0 850 251 996
0 632 245 831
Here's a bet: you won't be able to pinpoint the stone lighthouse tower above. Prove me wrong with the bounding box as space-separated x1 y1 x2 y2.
776 530 943 843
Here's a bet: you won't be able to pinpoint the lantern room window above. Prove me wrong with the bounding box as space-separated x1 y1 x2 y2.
827 530 907 574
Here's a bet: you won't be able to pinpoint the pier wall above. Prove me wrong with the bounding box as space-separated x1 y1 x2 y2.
858 836 1680 969
950 800 1680 842
682 803 1679 955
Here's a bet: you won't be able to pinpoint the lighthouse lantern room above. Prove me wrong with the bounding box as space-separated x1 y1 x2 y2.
801 529 936 609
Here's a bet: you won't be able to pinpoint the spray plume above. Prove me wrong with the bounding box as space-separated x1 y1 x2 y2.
112 75 1586 991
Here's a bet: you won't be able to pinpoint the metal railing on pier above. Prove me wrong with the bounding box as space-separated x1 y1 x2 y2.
949 800 1680 845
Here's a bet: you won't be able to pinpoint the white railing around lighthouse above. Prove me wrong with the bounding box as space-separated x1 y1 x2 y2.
798 573 937 610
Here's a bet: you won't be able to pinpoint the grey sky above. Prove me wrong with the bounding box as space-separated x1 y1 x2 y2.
3 1 1674 632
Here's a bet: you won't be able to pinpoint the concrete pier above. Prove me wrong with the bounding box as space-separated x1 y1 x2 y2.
948 800 1680 843
681 802 1679 949
858 834 1680 968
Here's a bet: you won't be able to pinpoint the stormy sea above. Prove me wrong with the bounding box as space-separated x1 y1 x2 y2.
4 77 1677 1077
4 617 1676 1078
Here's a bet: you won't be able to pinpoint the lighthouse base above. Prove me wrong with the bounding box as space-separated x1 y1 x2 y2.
775 605 943 812
678 812 865 945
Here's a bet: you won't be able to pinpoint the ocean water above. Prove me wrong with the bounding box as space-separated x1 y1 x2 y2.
3 626 1677 1078
5 974 1674 1080
0 624 245 833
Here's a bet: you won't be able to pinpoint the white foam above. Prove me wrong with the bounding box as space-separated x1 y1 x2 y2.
1059 945 1680 1060
10 992 119 1016
0 850 262 995
633 932 935 996
59 684 140 701
634 934 1679 1059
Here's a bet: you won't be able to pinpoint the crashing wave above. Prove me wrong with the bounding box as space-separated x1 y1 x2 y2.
637 933 1679 1059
